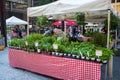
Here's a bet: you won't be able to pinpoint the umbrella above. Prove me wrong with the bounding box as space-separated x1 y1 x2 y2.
52 20 62 26
66 20 78 26
52 20 78 26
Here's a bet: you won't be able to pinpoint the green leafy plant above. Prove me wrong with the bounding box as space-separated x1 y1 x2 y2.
84 31 107 47
104 13 120 30
8 38 22 47
96 47 114 61
36 15 50 27
75 12 85 25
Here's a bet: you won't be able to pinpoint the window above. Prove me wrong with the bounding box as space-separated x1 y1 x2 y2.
112 0 115 3
117 0 120 2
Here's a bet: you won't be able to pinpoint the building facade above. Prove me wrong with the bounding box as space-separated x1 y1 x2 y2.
5 0 28 20
112 0 120 15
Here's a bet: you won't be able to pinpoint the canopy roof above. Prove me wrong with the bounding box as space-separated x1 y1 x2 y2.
27 0 117 18
6 16 28 26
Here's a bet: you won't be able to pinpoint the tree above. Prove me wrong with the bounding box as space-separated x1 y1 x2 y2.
36 15 50 27
104 13 120 30
36 0 57 6
75 12 85 25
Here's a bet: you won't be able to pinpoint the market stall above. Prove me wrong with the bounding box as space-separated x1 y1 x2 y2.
8 0 118 79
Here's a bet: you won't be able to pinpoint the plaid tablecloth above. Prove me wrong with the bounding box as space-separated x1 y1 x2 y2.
9 48 101 80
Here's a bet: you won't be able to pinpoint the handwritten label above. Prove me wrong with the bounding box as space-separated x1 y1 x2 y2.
25 41 28 46
96 50 102 56
53 44 58 50
35 42 38 47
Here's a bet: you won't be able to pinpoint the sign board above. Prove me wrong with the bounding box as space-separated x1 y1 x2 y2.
53 44 58 50
96 50 102 56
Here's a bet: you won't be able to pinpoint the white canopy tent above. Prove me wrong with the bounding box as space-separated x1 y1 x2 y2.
27 0 117 17
6 16 28 26
27 0 117 77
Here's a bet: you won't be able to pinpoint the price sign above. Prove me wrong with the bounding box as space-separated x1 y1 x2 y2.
35 42 38 47
25 41 28 46
53 44 58 50
96 50 102 56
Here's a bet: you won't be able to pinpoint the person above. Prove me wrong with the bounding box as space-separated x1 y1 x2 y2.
18 26 23 38
102 27 107 34
69 26 77 41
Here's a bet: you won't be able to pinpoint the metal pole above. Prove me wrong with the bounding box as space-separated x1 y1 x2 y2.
64 21 66 37
0 0 7 47
115 29 117 48
107 10 110 49
107 9 113 78
27 15 29 35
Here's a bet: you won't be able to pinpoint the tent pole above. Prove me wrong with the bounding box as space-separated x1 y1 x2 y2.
64 15 66 37
107 9 113 78
27 16 29 35
64 21 66 37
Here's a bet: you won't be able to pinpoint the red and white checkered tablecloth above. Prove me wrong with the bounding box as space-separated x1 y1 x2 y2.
9 48 101 80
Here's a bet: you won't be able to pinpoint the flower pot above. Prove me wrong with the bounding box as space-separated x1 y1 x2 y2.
102 60 107 63
76 56 80 59
67 54 71 57
55 52 59 56
72 54 76 58
59 53 63 56
86 57 89 60
91 58 95 61
64 53 67 56
52 52 55 55
96 59 101 62
81 56 85 59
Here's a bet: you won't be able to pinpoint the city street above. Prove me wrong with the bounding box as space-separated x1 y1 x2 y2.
0 48 120 80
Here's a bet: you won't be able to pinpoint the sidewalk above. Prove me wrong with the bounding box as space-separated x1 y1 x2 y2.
0 48 120 80
0 48 54 80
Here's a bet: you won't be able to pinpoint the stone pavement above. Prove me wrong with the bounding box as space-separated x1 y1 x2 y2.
0 48 120 80
0 48 54 80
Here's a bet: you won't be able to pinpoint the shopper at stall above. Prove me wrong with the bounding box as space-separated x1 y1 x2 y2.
17 26 23 38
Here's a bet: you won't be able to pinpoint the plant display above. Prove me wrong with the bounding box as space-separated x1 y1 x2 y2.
84 31 107 47
104 13 120 30
8 33 114 63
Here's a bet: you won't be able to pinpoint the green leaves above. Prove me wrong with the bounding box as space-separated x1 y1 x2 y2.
104 13 120 30
9 33 114 61
84 31 107 47
75 12 85 25
36 0 57 6
36 15 50 27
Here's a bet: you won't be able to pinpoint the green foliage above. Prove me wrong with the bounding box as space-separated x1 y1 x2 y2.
8 38 22 47
104 13 120 30
75 12 85 25
84 31 107 47
36 0 57 6
24 33 43 42
96 47 114 61
9 33 114 61
56 37 69 47
36 15 50 27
